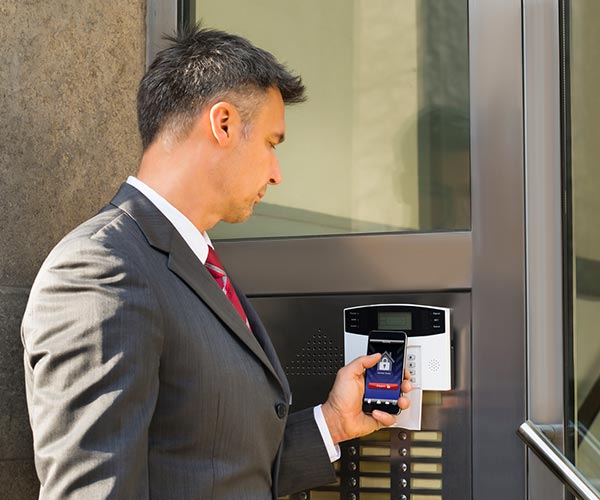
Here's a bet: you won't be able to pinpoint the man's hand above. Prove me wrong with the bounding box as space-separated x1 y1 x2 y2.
321 353 412 445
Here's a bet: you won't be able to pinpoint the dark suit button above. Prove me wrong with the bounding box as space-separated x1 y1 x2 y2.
275 403 287 419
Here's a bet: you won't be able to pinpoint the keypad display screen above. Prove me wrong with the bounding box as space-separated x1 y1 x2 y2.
378 311 412 330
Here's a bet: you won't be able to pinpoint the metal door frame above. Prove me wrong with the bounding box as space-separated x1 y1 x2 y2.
522 1 600 499
522 0 567 499
147 1 533 498
469 1 526 497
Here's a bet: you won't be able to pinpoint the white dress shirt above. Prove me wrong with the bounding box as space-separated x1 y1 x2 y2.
126 176 340 462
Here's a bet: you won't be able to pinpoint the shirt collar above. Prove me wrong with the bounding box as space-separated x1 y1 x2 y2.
126 176 213 264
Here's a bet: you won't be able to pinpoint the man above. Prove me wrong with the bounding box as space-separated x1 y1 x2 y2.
22 25 411 499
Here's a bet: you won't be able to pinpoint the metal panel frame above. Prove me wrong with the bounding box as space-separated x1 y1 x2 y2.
216 232 471 295
250 292 472 499
149 1 532 498
146 0 177 66
468 0 527 498
523 0 566 499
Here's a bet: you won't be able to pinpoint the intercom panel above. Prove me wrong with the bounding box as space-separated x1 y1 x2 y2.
250 292 471 499
344 304 452 391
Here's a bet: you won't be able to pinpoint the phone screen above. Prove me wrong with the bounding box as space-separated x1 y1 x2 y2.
363 332 407 414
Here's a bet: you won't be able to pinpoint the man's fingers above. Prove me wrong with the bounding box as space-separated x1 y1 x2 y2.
361 353 381 369
370 410 397 427
346 353 381 376
398 396 411 410
401 379 412 394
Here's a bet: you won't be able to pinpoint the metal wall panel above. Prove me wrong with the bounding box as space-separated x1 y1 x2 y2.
523 0 566 498
146 0 177 65
217 232 471 296
146 1 535 497
469 0 527 498
251 292 471 499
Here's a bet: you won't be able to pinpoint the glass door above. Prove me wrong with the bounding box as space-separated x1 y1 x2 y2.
564 0 600 492
151 0 531 497
520 1 600 498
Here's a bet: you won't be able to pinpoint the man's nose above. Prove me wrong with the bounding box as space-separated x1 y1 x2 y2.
269 157 282 185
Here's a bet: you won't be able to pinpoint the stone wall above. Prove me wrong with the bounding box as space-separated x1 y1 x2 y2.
0 1 146 497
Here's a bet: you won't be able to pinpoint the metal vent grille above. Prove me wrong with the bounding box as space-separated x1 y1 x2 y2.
285 332 344 376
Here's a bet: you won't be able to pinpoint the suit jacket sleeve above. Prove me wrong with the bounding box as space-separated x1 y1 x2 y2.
22 232 163 499
276 407 337 496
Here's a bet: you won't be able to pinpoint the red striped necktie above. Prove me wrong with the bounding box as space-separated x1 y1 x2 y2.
205 246 252 332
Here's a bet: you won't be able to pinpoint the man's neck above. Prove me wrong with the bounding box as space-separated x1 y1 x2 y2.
136 142 221 234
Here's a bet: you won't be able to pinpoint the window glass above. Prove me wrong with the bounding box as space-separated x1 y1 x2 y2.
193 0 470 238
568 0 600 489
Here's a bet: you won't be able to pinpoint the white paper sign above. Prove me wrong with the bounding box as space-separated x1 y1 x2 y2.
388 387 423 430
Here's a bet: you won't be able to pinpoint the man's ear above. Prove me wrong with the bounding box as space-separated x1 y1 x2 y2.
209 102 239 146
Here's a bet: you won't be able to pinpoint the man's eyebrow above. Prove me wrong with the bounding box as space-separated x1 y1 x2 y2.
275 133 285 144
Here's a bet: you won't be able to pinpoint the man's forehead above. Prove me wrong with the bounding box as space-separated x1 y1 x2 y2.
263 89 286 132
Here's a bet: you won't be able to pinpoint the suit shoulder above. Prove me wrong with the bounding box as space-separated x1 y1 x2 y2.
42 204 150 272
65 204 142 245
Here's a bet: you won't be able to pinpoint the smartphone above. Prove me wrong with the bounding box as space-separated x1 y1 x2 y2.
362 330 408 415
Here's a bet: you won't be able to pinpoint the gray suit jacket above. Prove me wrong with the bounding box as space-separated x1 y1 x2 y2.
22 184 335 499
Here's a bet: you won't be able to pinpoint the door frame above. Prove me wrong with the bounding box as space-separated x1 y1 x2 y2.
147 1 531 498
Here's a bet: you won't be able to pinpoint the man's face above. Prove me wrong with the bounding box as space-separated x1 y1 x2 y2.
220 87 286 224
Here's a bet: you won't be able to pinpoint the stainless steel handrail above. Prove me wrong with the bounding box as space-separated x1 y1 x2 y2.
518 420 600 500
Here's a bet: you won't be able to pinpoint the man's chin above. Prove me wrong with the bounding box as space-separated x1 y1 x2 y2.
222 208 253 224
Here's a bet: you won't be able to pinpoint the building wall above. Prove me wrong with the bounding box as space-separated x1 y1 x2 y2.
0 1 146 497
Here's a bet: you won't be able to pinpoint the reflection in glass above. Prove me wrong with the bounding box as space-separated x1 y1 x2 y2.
193 0 470 239
568 0 600 491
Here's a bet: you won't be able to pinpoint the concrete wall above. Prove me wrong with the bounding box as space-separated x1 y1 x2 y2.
0 1 146 497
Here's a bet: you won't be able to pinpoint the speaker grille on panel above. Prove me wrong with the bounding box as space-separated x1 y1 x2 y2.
428 358 441 372
285 332 344 376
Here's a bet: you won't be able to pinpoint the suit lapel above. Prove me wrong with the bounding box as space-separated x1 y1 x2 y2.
110 183 285 390
167 232 285 385
237 290 291 398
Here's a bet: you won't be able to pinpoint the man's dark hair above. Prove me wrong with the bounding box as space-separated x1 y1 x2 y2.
137 24 306 149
